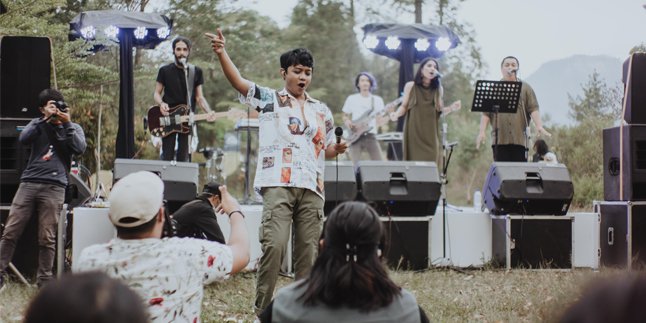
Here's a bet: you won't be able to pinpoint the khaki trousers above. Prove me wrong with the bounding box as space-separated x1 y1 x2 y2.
254 187 324 313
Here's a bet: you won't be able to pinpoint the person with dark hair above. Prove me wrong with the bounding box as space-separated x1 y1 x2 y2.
0 88 86 289
205 28 347 314
532 139 558 164
75 171 249 323
154 36 215 162
476 56 551 161
23 271 149 323
342 72 387 163
390 58 460 166
559 273 646 323
258 201 429 323
172 181 225 243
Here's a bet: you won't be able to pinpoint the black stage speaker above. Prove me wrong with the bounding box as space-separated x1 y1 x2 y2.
595 201 646 269
622 52 646 124
483 162 573 215
113 159 198 213
0 120 31 205
381 217 430 270
0 36 51 119
323 161 357 215
492 215 572 269
67 172 92 208
357 161 440 216
603 125 646 201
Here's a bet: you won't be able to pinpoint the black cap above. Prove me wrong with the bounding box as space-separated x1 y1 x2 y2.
202 182 221 196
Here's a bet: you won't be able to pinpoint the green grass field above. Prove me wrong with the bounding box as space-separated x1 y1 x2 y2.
0 268 613 323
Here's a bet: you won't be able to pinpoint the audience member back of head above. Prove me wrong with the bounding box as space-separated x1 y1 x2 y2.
23 271 149 323
559 273 646 323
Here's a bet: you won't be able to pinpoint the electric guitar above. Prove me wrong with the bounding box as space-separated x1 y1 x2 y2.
147 104 244 138
345 97 402 145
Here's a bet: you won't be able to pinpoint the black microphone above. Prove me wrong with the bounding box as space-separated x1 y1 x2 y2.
509 69 517 75
335 127 343 144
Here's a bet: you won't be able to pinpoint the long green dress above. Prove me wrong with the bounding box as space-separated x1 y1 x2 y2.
402 84 442 167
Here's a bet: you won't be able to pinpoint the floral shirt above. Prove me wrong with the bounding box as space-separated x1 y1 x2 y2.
75 237 233 323
241 84 335 198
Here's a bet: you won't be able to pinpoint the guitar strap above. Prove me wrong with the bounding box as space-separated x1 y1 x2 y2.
187 64 198 153
187 64 196 111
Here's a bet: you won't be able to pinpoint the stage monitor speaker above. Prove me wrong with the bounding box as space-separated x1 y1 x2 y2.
603 125 646 201
622 52 646 124
67 172 92 208
323 161 357 214
113 159 198 212
483 162 573 215
357 160 440 216
0 36 51 119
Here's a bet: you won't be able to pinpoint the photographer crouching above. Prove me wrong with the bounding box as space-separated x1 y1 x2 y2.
0 89 86 290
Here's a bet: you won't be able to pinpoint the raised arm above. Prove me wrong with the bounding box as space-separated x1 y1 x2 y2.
216 185 250 274
205 28 252 96
389 82 414 121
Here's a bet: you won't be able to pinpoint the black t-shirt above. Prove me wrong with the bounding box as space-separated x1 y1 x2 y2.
156 63 204 110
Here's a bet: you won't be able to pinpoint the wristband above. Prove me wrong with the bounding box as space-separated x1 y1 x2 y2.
229 210 244 218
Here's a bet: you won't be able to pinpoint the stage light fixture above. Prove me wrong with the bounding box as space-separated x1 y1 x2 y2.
156 27 170 39
414 38 430 51
104 25 118 39
385 36 400 50
134 26 147 40
80 26 96 39
436 37 451 51
363 35 379 49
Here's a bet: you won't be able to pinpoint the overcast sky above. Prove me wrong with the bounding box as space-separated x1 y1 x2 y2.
224 0 646 79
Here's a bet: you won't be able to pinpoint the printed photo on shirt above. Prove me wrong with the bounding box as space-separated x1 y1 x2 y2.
262 156 275 169
288 117 304 135
281 167 291 183
312 130 325 158
282 148 293 164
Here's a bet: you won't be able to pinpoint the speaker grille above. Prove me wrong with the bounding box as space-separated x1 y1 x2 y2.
0 36 51 119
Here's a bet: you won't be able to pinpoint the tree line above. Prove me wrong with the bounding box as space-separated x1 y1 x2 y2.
0 0 627 208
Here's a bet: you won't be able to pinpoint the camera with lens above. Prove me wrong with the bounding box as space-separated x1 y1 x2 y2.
53 100 69 112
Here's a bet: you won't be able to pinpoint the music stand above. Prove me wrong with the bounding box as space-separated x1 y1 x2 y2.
471 80 522 161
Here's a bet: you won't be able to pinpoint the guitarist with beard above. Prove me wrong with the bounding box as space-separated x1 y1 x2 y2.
342 72 389 163
154 36 216 162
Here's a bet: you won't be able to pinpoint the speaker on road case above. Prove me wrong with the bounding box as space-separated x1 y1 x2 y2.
324 161 357 215
483 162 574 215
622 52 646 124
603 125 646 201
357 161 441 216
0 36 51 119
113 159 198 212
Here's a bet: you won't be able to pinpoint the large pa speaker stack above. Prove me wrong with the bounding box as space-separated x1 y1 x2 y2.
0 36 51 278
483 162 574 215
597 52 646 268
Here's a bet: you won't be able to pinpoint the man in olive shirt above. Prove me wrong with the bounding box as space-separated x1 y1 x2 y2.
476 56 551 161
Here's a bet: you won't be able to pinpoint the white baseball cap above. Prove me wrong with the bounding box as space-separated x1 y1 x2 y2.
109 171 164 228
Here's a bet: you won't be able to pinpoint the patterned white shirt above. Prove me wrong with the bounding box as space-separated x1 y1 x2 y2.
75 237 233 323
241 84 335 198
